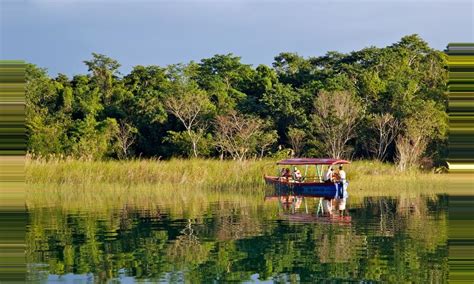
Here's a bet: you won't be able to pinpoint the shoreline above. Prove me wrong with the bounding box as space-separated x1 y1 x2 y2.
25 158 473 213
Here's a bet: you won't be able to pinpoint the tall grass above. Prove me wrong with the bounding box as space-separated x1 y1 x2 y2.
27 158 426 187
27 158 273 191
27 158 466 213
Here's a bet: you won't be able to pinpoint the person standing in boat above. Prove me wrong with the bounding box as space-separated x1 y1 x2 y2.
336 165 348 216
338 165 346 190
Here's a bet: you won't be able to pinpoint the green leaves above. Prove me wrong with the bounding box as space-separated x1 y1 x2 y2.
25 35 448 163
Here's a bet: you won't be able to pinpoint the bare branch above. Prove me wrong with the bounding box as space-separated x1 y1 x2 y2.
287 127 306 157
369 113 399 161
165 86 211 157
114 120 137 159
215 112 272 161
313 90 362 159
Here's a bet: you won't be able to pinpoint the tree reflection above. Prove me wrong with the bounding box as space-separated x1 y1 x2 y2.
27 195 449 282
166 219 212 269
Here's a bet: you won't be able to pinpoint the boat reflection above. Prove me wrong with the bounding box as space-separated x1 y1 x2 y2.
265 188 352 224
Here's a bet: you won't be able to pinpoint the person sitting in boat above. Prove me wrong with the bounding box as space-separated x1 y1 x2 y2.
293 167 303 182
280 168 291 181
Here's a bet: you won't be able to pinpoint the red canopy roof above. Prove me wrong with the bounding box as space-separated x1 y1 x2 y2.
276 158 350 166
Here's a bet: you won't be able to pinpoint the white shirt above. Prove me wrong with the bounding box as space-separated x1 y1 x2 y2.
339 170 346 180
294 169 302 179
325 169 333 181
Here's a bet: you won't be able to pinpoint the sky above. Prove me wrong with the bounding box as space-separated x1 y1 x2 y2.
1 0 473 77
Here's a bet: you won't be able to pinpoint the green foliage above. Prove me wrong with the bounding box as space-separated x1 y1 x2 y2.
83 53 121 102
25 35 448 164
197 54 254 114
69 116 118 160
164 130 213 158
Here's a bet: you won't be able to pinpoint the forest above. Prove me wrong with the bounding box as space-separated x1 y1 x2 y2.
26 34 448 169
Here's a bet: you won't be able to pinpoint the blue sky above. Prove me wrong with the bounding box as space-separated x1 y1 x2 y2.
1 0 473 77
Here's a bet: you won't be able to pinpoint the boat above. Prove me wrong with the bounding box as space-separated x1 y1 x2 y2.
264 158 350 199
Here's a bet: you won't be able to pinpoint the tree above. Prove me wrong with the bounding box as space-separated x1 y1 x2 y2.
395 101 446 171
83 53 121 103
114 121 137 159
255 128 278 159
368 113 399 161
197 54 254 114
260 83 309 141
25 64 71 156
165 70 214 157
69 117 118 160
24 35 448 161
287 128 306 157
273 52 314 88
215 112 272 161
123 65 169 124
123 65 170 156
312 90 362 159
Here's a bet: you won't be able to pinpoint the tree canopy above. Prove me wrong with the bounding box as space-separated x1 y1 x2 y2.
25 34 448 167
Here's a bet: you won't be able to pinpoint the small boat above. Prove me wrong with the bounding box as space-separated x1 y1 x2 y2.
264 158 350 199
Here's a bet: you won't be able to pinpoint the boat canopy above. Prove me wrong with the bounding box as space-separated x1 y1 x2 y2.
276 158 350 166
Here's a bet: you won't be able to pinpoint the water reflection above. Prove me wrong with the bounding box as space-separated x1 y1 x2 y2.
27 194 450 282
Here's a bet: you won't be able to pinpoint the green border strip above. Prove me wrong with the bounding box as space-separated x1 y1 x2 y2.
445 44 474 173
0 60 26 282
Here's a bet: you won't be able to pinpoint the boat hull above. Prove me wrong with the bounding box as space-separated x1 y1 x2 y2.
264 176 345 199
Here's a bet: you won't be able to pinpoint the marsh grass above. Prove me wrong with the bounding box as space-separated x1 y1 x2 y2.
27 158 274 191
27 158 462 214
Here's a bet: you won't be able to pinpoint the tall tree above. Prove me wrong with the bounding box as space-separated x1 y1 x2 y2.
312 90 362 159
215 112 272 161
123 65 169 156
368 113 399 161
114 120 137 159
396 101 446 171
287 127 307 157
25 64 68 155
84 53 121 104
197 54 253 114
165 66 214 157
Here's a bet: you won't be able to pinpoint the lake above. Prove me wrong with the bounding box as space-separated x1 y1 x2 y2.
26 187 473 283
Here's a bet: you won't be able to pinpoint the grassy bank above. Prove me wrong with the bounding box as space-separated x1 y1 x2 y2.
27 158 428 186
27 158 274 190
26 158 462 213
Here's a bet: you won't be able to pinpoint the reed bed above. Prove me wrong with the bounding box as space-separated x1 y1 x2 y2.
27 158 465 213
27 158 423 187
27 158 274 191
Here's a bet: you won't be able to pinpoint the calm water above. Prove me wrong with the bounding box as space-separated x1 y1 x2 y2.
27 193 456 283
